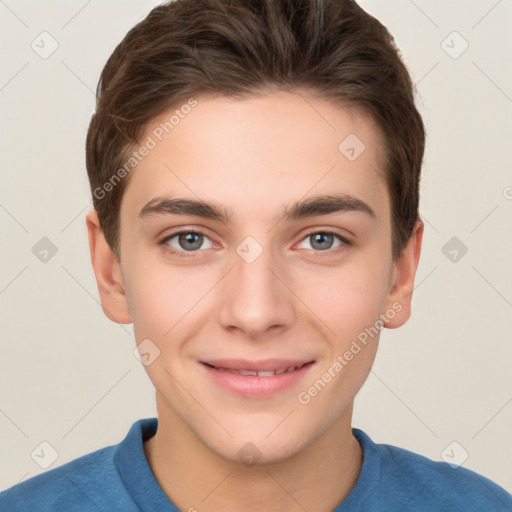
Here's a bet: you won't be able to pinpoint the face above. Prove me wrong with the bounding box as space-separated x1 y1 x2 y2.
88 89 422 464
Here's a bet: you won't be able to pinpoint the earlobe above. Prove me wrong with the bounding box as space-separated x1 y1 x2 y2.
85 209 132 324
383 219 424 329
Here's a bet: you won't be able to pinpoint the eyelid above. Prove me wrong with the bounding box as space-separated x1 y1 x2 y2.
157 228 217 260
297 226 352 247
159 228 216 247
159 226 351 245
158 226 352 261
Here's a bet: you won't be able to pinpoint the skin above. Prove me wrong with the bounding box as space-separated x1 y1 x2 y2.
86 89 423 512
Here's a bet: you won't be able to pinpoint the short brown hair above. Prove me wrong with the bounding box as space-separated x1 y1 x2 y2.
86 0 425 261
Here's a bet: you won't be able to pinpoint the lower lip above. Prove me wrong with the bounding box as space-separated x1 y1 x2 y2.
200 361 315 398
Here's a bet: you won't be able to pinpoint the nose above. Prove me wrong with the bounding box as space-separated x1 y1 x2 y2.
216 244 295 339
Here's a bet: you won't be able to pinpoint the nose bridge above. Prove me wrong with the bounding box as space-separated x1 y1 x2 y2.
216 236 294 337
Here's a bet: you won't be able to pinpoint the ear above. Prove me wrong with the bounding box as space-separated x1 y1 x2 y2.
383 219 424 329
85 209 132 324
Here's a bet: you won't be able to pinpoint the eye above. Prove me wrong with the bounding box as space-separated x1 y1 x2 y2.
158 228 351 259
297 231 350 252
159 230 214 258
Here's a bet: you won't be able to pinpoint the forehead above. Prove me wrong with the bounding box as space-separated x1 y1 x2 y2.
120 90 389 225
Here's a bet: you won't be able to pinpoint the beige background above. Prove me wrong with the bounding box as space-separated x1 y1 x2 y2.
1 0 511 494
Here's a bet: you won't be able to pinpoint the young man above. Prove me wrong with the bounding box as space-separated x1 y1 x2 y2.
1 0 511 510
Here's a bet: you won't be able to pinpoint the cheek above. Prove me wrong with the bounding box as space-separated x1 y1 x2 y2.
124 259 215 340
124 238 392 342
296 254 391 338
301 265 387 410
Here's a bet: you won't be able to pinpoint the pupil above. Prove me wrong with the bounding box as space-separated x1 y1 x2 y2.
312 233 332 250
180 233 202 251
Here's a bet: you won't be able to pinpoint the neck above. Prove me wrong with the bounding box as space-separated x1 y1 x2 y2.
144 392 363 512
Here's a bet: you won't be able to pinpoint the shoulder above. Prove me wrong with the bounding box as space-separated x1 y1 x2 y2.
354 429 512 511
380 442 512 509
0 444 131 512
0 418 156 511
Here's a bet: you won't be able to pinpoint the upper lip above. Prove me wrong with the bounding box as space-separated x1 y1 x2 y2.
201 358 314 372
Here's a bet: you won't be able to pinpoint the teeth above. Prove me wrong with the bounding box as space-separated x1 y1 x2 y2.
214 363 305 376
239 370 258 376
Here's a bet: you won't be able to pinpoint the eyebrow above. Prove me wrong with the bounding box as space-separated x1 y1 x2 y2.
138 193 376 223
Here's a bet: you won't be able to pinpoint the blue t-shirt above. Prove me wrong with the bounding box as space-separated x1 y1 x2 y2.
1 417 510 511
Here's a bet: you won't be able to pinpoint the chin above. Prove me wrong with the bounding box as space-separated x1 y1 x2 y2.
200 416 316 466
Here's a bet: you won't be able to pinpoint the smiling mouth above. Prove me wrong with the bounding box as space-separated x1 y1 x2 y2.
202 361 313 377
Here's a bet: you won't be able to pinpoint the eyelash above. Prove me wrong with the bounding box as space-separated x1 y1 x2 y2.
158 229 351 259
